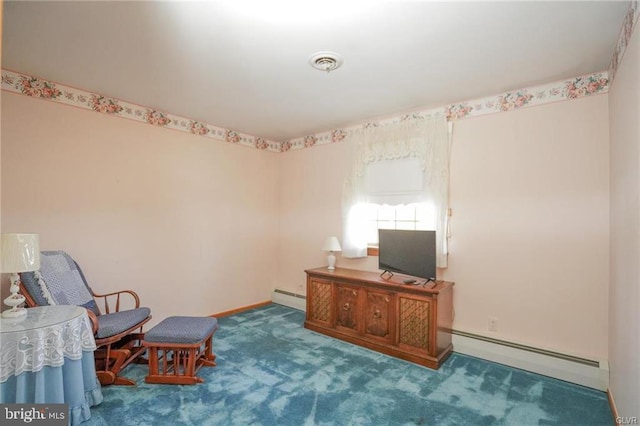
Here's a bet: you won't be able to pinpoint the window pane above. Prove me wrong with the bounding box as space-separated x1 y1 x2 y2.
415 221 431 231
365 221 379 244
378 205 396 221
396 221 415 230
378 221 395 230
395 205 415 221
363 203 379 221
415 203 434 221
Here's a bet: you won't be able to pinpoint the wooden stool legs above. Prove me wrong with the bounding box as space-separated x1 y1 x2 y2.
144 333 216 385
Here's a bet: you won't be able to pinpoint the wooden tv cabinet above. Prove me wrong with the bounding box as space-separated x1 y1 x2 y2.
304 267 454 369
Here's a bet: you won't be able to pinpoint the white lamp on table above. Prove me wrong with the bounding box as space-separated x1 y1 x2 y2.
322 236 342 271
1 233 40 318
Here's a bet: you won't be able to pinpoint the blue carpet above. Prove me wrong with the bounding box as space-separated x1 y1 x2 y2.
85 304 612 425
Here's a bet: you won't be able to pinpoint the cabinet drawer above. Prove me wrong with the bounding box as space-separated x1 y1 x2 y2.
336 284 361 335
364 290 395 344
397 295 432 354
306 278 333 326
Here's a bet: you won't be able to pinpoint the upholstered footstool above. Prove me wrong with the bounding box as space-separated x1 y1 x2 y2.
142 316 219 385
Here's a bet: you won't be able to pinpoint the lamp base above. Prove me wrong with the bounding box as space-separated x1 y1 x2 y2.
3 274 27 319
327 252 336 270
2 307 27 319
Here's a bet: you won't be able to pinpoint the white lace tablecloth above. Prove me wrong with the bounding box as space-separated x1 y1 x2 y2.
0 305 96 383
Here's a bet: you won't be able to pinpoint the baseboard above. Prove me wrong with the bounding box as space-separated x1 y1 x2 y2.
608 389 619 425
211 300 272 318
270 288 608 391
452 332 609 391
271 289 306 311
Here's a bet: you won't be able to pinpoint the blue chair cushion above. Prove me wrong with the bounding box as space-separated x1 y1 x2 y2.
144 316 218 344
96 307 151 339
24 251 101 316
20 271 51 307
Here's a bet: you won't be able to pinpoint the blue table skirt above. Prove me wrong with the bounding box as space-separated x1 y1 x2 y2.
1 351 103 425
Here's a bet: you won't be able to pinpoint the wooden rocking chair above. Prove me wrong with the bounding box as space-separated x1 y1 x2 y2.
19 251 151 386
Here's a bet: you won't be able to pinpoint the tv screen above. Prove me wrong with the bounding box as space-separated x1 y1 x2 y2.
378 229 436 281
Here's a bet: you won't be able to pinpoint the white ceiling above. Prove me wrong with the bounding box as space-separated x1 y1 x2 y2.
2 1 629 141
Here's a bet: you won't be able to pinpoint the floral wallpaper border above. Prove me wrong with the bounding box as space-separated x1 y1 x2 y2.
0 67 611 154
0 69 282 153
609 1 639 84
281 70 609 152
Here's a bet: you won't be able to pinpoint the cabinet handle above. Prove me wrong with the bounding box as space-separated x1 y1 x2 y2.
373 310 381 319
343 303 350 311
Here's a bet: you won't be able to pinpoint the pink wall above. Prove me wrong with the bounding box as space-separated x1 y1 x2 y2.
1 92 279 325
442 95 609 359
608 18 640 417
278 94 610 360
276 142 377 294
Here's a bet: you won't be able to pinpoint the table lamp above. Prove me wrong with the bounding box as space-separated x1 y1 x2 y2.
1 233 40 318
322 236 342 270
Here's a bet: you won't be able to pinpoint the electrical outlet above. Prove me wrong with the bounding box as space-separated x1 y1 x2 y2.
488 316 498 332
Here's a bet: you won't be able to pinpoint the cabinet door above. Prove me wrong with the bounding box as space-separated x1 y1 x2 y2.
364 290 394 343
307 277 333 326
336 285 360 334
397 295 432 354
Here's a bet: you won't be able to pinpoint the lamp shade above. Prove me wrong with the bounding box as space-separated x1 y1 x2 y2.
322 236 342 252
1 233 41 273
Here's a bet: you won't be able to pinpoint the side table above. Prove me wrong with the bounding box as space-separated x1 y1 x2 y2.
0 305 104 425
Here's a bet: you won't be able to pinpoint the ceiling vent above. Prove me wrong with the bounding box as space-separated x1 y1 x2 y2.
309 51 343 73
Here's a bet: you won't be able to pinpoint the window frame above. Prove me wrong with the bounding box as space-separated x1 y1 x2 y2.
363 202 435 256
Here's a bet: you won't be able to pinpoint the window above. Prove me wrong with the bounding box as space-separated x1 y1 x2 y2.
363 202 435 247
341 115 450 267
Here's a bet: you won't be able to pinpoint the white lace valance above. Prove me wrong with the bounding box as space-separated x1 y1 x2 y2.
0 305 96 383
352 116 448 176
342 114 452 265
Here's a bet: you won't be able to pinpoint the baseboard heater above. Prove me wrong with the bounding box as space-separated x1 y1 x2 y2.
271 288 608 391
452 329 599 367
451 330 608 391
271 289 306 311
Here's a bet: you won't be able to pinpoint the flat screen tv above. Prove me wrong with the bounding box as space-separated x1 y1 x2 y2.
378 229 436 282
